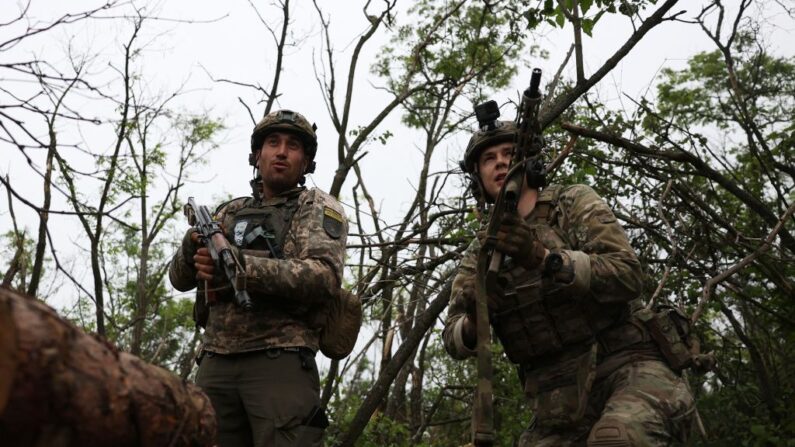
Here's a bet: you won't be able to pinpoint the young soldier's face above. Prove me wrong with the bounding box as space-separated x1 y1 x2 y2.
477 142 513 200
257 131 308 194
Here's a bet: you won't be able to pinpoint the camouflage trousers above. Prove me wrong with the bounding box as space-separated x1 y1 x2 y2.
196 348 326 447
518 360 695 446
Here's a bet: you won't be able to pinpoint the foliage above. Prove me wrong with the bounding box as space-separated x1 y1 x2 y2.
508 0 659 36
3 1 795 446
563 11 795 444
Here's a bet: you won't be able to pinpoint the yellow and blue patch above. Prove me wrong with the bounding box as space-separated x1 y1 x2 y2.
323 206 343 239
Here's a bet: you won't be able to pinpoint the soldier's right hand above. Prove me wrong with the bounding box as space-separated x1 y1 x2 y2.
193 247 216 281
457 275 477 316
492 214 546 271
181 228 201 262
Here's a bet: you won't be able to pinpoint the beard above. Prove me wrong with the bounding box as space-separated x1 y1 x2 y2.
261 169 302 194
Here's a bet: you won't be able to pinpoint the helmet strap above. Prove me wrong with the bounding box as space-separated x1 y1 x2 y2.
250 174 262 201
468 165 490 214
299 159 316 186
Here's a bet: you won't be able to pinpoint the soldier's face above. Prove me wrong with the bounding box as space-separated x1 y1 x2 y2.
477 142 513 200
257 131 308 195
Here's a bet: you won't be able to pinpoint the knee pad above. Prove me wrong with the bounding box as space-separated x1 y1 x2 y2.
587 417 630 447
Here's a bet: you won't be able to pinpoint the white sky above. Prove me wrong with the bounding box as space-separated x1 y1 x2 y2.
1 0 792 316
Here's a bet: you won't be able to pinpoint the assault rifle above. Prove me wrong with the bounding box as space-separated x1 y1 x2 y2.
184 197 253 310
472 68 546 447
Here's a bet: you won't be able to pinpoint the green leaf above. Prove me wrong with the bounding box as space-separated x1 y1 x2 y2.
555 9 566 28
582 18 595 36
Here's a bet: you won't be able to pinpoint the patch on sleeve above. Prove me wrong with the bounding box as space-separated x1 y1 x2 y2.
323 206 344 239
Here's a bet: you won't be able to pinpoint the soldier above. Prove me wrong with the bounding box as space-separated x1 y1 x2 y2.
442 118 696 446
169 109 347 447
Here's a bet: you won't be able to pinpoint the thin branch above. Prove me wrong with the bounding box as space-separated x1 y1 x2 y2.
693 200 795 323
540 0 682 127
647 180 676 308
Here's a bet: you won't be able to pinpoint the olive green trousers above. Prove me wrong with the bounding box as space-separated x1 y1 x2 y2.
196 348 326 447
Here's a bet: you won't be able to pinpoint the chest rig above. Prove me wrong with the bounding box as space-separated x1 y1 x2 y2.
227 190 303 258
489 185 626 367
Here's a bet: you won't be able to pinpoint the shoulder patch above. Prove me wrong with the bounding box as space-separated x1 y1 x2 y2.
323 206 344 239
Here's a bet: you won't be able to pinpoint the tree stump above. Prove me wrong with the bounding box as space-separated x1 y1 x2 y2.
0 287 216 446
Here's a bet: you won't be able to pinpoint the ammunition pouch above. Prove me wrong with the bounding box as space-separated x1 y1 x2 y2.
491 265 603 365
491 270 564 364
634 305 709 373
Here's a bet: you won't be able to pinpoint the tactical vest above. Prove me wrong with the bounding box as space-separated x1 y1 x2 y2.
489 185 631 367
227 191 303 257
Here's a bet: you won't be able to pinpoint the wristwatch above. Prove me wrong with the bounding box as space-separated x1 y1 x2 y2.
543 251 575 283
543 251 564 277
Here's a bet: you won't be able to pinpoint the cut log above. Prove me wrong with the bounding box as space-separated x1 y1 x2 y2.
0 286 216 446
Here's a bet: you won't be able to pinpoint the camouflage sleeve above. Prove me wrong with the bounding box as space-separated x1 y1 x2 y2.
442 238 479 360
555 184 643 304
242 190 347 305
168 228 199 292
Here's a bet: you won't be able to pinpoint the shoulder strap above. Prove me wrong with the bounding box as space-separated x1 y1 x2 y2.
213 196 250 217
533 184 563 224
280 190 303 236
259 191 303 258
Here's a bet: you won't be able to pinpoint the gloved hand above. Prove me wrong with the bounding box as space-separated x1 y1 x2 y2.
483 213 547 271
457 274 505 349
455 275 479 349
458 275 477 318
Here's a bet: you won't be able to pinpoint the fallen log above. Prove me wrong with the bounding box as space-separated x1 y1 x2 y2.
0 286 216 446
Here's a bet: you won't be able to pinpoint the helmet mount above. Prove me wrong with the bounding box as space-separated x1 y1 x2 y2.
474 100 501 131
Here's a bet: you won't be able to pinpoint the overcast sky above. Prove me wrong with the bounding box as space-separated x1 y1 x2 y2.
1 0 793 310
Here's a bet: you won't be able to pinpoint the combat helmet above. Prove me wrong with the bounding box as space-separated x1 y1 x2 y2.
460 100 517 174
248 109 318 194
249 109 318 169
461 120 517 174
460 100 517 205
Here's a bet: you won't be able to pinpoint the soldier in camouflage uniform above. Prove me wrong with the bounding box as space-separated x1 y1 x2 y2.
442 119 695 446
169 110 347 447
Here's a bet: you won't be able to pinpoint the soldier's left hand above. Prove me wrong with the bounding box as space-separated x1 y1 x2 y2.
493 214 547 270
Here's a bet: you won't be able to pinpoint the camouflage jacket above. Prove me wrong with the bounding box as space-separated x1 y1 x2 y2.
442 184 645 366
169 186 347 354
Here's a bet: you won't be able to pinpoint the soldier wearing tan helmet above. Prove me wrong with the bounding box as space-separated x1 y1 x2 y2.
170 109 347 446
443 104 698 445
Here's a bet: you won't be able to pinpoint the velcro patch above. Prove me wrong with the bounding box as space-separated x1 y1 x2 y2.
323 206 343 239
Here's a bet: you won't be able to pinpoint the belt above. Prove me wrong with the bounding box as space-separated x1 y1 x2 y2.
206 346 315 358
597 320 648 354
264 346 315 358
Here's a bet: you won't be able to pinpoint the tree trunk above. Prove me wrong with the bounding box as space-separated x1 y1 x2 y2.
27 135 55 298
337 278 452 447
90 238 106 336
0 287 216 447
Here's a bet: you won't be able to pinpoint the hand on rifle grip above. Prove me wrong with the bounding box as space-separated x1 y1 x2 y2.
193 247 216 282
492 214 547 271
